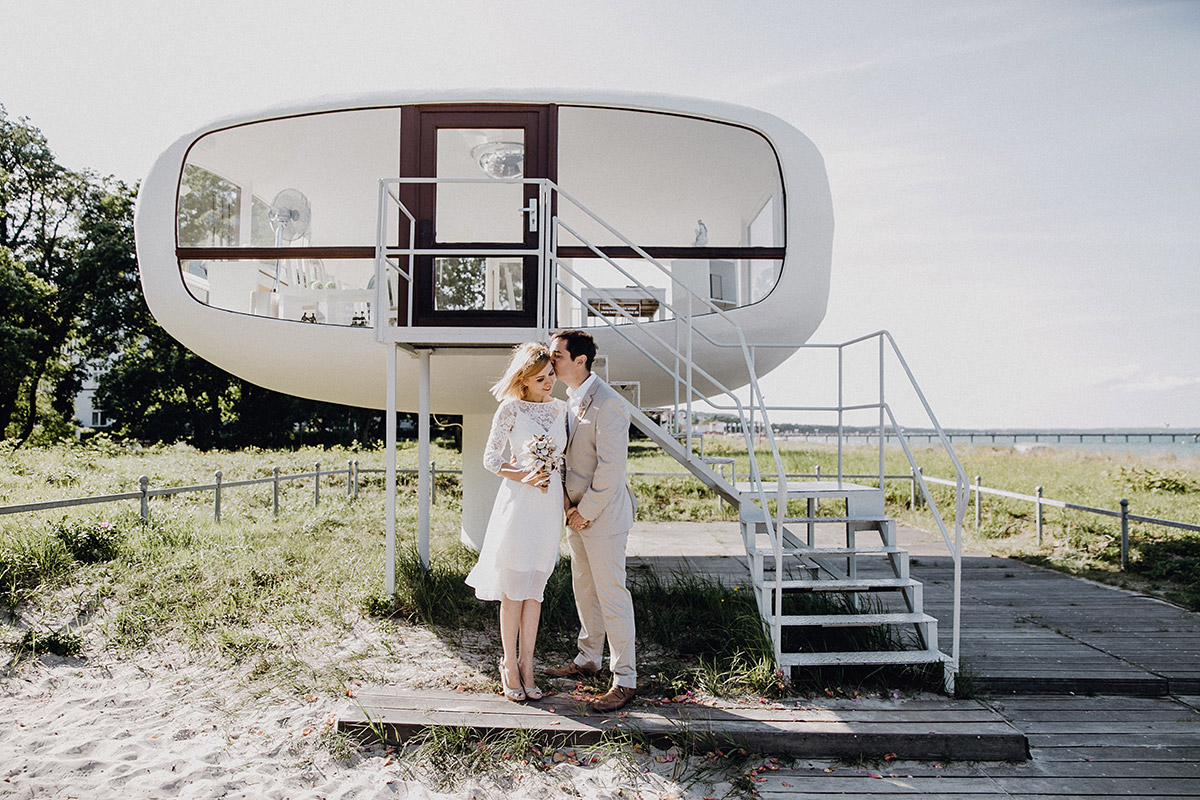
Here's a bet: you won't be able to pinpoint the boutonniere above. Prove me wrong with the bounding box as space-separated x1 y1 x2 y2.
575 402 589 421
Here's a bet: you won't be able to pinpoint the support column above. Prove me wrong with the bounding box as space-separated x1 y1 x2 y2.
417 348 432 570
460 412 502 552
385 345 397 595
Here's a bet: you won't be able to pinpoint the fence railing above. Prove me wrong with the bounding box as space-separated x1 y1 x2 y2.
924 474 1200 570
6 461 1194 575
0 461 457 524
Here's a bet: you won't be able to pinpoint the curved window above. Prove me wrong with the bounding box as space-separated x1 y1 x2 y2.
174 103 784 327
177 108 400 323
555 107 784 325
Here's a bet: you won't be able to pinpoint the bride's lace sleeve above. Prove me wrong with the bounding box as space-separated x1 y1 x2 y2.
483 400 518 474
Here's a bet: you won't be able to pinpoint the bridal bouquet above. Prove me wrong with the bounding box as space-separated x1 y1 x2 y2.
521 434 563 482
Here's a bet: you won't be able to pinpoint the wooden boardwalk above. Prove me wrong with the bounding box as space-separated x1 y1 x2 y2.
339 690 1028 762
755 694 1200 798
341 521 1200 794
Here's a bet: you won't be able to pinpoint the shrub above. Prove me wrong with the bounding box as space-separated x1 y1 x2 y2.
51 516 125 563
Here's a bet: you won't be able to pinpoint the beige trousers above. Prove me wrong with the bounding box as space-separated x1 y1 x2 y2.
565 526 637 688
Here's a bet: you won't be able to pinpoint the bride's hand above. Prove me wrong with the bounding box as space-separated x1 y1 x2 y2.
523 470 551 493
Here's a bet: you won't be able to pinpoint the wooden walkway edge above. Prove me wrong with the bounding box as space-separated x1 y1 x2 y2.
338 690 1029 762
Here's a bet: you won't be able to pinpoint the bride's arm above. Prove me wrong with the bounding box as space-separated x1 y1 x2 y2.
484 401 550 490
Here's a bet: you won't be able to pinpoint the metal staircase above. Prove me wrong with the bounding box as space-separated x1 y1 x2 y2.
373 176 969 691
628 402 947 679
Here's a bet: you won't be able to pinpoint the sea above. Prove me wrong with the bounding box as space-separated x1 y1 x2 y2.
786 429 1200 461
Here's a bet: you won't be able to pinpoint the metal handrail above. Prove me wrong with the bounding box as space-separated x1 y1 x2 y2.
699 331 967 674
372 176 792 652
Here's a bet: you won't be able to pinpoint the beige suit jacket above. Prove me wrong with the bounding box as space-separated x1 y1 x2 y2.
564 378 636 536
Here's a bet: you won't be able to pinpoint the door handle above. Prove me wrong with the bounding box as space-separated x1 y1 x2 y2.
522 198 538 233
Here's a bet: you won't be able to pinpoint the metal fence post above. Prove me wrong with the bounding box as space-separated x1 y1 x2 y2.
430 460 437 506
813 464 820 513
910 468 917 509
214 470 222 523
1120 499 1129 570
314 462 321 506
139 475 149 523
352 460 359 500
1035 486 1043 545
272 466 280 516
974 475 982 528
346 460 353 497
916 467 923 508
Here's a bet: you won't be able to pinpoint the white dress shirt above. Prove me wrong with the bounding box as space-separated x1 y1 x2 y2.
566 373 598 433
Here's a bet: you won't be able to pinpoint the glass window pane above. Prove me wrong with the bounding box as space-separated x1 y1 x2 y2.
178 165 240 246
557 107 784 250
434 128 525 243
179 258 377 326
434 256 525 311
178 108 401 248
434 257 485 310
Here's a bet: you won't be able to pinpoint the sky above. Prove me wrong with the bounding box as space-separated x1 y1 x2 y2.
2 0 1198 430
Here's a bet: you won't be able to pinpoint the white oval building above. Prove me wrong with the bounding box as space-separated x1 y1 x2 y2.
135 90 834 547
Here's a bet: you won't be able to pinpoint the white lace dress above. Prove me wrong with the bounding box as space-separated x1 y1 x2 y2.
466 397 569 603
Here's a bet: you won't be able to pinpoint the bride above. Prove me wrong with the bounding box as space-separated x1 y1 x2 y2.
466 342 568 702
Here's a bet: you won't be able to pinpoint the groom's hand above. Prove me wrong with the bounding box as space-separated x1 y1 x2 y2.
567 508 590 532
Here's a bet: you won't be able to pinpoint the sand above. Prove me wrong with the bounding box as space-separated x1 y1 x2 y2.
0 614 737 800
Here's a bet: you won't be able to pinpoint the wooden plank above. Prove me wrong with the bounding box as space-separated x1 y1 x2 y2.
1025 733 1200 747
1033 746 1200 762
755 774 1200 796
339 689 1028 761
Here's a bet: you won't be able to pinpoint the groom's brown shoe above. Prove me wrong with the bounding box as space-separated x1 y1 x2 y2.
544 661 600 679
591 685 636 712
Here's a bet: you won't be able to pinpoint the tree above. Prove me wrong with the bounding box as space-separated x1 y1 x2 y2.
0 105 92 443
1 104 391 449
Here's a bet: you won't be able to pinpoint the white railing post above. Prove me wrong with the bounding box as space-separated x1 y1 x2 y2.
417 348 432 571
878 333 886 490
386 345 398 595
837 344 844 484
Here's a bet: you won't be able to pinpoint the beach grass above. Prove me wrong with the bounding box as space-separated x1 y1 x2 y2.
3 435 1197 693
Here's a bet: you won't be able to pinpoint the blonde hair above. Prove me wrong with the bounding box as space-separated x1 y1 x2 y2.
490 342 553 401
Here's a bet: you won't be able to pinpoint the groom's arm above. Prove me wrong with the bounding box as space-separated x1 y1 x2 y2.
575 396 631 523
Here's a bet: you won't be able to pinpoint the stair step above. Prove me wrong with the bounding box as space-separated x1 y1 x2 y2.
748 546 904 557
772 612 936 627
736 480 881 499
778 649 947 667
762 578 917 591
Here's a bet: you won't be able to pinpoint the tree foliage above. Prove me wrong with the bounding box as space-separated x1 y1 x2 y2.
0 104 398 449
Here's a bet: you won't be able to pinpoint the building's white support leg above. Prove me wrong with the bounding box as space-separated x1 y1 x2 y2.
385 344 397 595
459 412 500 552
417 348 431 570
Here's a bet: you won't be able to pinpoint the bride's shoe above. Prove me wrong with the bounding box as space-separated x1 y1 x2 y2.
499 659 525 702
519 663 543 701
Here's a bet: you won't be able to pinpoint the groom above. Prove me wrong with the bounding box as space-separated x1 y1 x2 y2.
546 329 638 712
